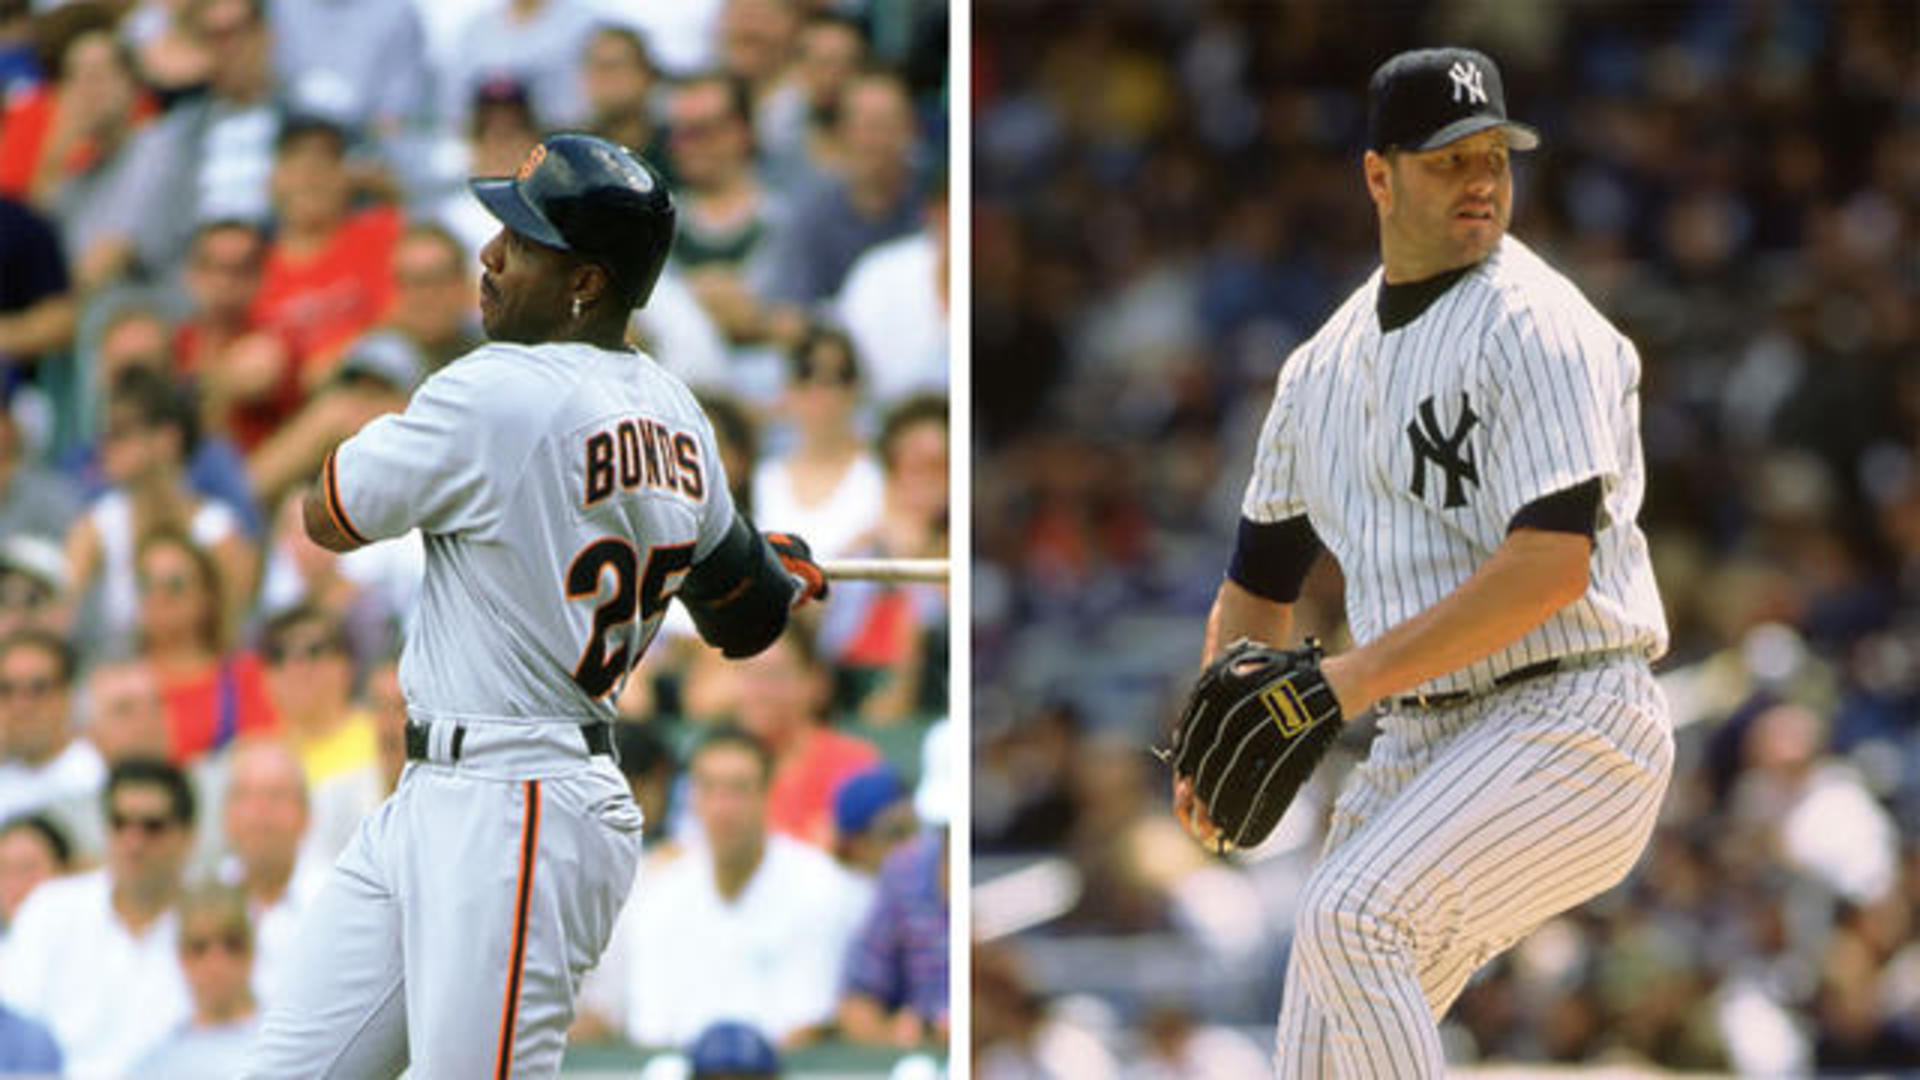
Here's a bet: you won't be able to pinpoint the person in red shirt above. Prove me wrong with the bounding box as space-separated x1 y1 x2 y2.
133 527 277 765
174 220 305 453
734 627 880 848
250 117 401 389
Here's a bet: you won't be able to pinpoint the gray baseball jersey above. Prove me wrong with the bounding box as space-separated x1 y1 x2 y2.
1242 234 1667 696
249 341 724 1078
323 340 734 718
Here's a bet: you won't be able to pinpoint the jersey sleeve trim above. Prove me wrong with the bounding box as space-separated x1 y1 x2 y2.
323 448 372 547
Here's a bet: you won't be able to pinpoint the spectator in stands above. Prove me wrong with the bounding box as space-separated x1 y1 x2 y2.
133 527 277 764
84 656 171 764
174 219 304 454
0 535 72 640
0 758 195 1076
132 883 260 1079
439 76 545 259
821 393 948 722
0 814 71 939
836 179 947 408
1123 1002 1274 1080
252 116 403 385
258 604 382 864
268 0 430 138
690 1019 783 1078
0 3 119 201
837 825 948 1048
831 764 916 879
443 0 599 132
135 0 283 276
217 737 323 1006
122 0 214 101
791 14 867 178
669 71 791 346
66 366 258 655
0 0 33 89
0 406 80 545
761 69 922 308
385 222 480 371
624 725 857 1048
718 0 805 184
0 196 76 372
0 629 103 823
7 19 166 293
728 628 880 848
750 327 884 560
79 301 262 536
581 24 664 164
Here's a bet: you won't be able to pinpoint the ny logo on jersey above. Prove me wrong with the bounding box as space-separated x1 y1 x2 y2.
1407 393 1480 508
1449 61 1487 105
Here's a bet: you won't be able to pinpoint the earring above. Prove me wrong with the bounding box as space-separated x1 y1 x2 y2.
571 297 584 319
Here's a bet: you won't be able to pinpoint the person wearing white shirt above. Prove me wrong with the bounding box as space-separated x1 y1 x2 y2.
834 186 948 411
623 726 860 1048
0 630 106 824
131 882 262 1080
750 328 885 561
0 758 195 1077
216 737 327 1009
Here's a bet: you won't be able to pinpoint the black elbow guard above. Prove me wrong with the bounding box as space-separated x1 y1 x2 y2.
678 513 799 658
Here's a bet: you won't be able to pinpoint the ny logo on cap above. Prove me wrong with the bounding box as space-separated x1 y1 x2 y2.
1448 60 1487 105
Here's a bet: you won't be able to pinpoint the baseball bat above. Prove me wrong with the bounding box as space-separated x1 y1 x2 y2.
819 558 949 583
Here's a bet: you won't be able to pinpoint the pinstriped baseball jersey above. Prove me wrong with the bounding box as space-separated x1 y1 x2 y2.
1241 234 1666 697
324 341 735 721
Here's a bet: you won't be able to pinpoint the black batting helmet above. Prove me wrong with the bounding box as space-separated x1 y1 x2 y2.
471 133 676 308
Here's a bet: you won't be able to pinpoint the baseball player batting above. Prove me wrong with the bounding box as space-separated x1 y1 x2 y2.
243 133 830 1078
1165 48 1674 1077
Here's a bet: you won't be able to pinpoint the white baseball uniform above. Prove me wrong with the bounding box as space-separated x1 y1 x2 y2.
1241 235 1675 1077
244 341 734 1079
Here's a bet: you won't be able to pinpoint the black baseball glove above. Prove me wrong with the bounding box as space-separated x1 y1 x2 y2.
1160 638 1345 851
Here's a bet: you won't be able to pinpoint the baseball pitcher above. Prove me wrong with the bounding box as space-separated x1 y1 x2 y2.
1164 48 1674 1077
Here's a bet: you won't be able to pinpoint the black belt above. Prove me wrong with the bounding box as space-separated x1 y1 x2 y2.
404 722 613 762
1394 658 1563 710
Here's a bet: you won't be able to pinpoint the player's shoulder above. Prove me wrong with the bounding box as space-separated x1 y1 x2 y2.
1275 270 1380 393
1479 236 1619 336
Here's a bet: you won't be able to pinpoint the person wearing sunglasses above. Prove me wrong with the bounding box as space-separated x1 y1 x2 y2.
0 757 195 1076
132 882 260 1080
0 629 103 826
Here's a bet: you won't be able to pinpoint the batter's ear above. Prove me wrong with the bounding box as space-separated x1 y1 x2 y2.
569 261 612 307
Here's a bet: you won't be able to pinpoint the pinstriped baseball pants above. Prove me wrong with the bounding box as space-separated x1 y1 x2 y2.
1273 656 1673 1078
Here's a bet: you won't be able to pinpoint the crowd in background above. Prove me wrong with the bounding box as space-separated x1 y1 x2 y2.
0 0 950 1074
973 0 1917 1074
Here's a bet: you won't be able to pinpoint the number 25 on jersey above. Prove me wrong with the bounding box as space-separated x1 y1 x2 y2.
566 539 695 698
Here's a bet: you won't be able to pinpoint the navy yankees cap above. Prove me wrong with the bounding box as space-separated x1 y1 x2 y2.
1367 47 1539 153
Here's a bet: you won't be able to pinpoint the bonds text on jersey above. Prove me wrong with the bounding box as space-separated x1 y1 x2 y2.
582 416 707 506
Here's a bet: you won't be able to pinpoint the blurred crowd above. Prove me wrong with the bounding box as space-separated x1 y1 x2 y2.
0 0 950 1074
972 0 1917 1074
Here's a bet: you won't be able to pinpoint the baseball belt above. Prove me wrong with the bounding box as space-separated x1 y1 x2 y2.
403 721 614 763
1392 651 1632 710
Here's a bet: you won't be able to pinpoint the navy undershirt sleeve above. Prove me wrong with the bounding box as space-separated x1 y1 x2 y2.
1227 515 1322 603
1506 477 1604 538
